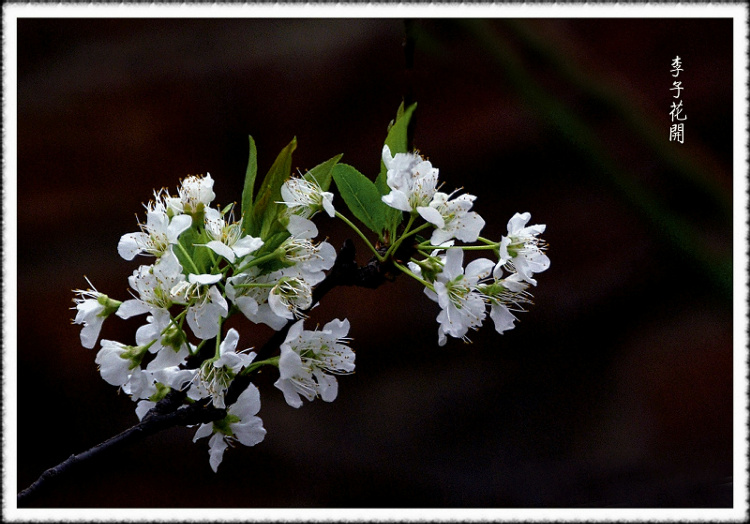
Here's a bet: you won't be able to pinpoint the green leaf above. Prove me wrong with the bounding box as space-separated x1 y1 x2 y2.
252 137 297 239
332 163 387 234
304 153 343 192
241 136 258 235
253 230 293 273
175 227 211 274
386 102 416 156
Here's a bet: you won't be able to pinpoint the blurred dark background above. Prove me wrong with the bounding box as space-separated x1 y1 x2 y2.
16 18 734 508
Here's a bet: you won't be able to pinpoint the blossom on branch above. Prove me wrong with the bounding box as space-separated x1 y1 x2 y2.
381 145 440 219
72 280 122 349
425 248 494 346
280 175 335 218
497 212 550 285
274 318 355 408
193 383 266 472
421 190 486 245
117 196 192 261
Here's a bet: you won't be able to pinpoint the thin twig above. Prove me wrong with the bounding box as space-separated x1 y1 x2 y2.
18 239 396 505
17 392 224 506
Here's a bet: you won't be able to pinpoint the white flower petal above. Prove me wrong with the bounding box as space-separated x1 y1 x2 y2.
115 299 151 319
382 191 411 212
193 423 214 442
189 273 223 285
274 377 303 409
167 214 193 242
135 400 156 421
231 419 266 447
117 233 148 261
490 303 517 334
228 383 262 420
417 205 445 228
208 433 228 473
204 240 236 263
465 258 494 281
232 236 264 258
287 214 318 239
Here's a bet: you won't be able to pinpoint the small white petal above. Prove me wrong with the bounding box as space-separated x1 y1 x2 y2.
382 191 411 212
417 206 445 228
193 423 214 442
115 299 151 319
287 214 318 239
208 434 228 472
167 214 193 242
117 233 147 261
189 273 223 285
204 240 236 263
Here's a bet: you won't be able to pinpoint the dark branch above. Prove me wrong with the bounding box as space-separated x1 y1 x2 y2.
17 391 224 506
225 239 395 405
18 239 395 505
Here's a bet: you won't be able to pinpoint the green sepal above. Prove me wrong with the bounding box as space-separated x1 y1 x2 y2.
221 202 235 216
332 163 388 235
213 414 241 436
120 344 148 370
148 382 171 403
252 137 297 239
304 153 343 192
241 135 258 236
96 294 122 318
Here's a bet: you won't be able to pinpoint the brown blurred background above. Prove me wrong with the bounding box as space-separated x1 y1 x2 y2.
16 17 734 508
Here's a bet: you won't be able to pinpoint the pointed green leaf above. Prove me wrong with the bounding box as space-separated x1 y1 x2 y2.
176 227 211 274
252 137 297 238
386 102 416 156
332 163 387 235
241 136 258 235
303 153 343 192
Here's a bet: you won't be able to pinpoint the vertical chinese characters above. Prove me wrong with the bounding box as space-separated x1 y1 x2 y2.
669 56 686 144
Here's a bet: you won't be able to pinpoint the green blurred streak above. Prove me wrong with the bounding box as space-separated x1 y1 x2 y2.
501 19 732 222
455 19 731 301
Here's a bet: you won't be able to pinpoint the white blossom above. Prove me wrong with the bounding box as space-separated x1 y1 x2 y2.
274 319 354 408
188 328 256 408
166 173 216 216
280 176 335 218
134 310 191 372
483 271 532 335
281 215 336 283
421 191 486 245
225 268 289 331
193 384 266 472
170 273 229 340
72 279 121 349
117 198 192 261
95 340 142 387
201 207 263 263
497 212 550 285
267 273 314 321
425 248 494 345
381 145 440 221
117 250 186 317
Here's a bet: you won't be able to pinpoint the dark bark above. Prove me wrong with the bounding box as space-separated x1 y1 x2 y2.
17 392 224 506
18 239 396 506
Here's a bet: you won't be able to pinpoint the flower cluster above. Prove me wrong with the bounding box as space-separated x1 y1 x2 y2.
73 172 354 471
380 145 550 345
72 105 549 473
